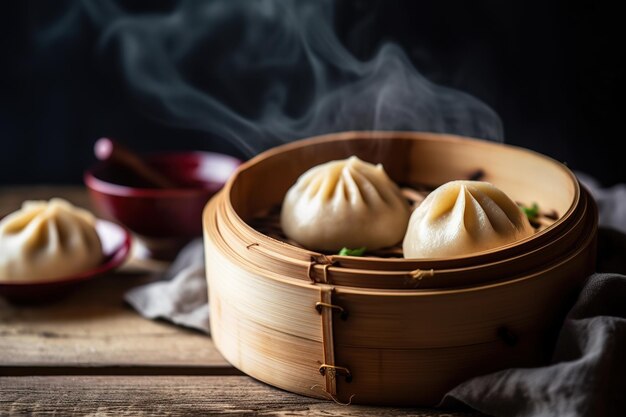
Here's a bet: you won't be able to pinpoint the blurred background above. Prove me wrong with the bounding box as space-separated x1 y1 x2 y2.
0 0 622 186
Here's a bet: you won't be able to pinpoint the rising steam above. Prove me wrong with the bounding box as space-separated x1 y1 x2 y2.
41 0 503 156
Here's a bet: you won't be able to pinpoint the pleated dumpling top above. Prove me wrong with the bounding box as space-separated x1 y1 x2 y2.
0 198 103 282
403 180 534 258
281 156 410 252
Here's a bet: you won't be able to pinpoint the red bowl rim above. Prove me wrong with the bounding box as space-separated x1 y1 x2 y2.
84 151 242 198
0 219 132 288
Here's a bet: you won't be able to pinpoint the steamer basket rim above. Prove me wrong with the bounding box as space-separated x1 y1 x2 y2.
220 130 581 264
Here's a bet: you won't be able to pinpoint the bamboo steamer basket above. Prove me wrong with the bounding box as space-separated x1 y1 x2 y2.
203 131 598 406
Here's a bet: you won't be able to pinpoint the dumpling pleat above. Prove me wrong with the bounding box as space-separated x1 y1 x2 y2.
346 167 372 208
22 215 50 256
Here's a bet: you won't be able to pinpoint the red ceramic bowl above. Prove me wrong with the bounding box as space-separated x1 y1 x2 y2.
84 152 241 241
0 219 132 303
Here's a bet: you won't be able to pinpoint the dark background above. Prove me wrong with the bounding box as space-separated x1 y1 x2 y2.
0 0 623 186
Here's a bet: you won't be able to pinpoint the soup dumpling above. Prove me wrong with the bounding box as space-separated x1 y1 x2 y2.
281 156 410 252
403 180 534 258
0 198 103 282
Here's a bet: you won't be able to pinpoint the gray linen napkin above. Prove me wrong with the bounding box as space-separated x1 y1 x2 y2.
124 238 209 332
577 172 626 234
440 267 626 417
125 173 626 416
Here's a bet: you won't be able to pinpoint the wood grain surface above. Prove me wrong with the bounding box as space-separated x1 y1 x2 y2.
0 376 479 416
0 270 231 373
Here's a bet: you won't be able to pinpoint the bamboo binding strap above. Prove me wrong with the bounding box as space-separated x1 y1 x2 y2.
406 268 435 288
307 254 335 284
315 302 349 320
316 285 353 401
319 364 353 383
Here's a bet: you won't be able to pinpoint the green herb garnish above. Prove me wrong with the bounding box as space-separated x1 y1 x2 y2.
338 247 367 256
519 202 540 220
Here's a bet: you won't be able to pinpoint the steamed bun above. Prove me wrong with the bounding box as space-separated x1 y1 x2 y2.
281 156 410 252
403 180 534 258
0 198 103 282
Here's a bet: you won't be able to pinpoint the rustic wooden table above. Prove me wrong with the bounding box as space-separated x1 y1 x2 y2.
0 187 480 416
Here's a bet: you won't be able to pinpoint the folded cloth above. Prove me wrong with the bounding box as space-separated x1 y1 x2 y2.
577 172 626 234
440 268 626 417
124 238 209 332
125 173 626 416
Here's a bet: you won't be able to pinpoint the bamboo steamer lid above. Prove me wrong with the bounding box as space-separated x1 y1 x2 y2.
203 131 598 406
